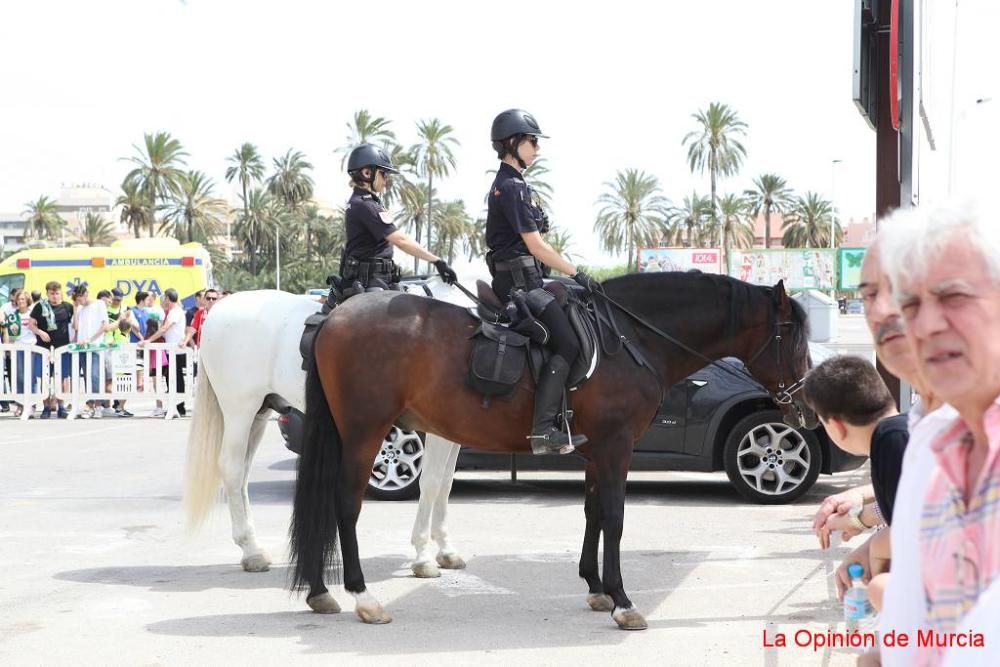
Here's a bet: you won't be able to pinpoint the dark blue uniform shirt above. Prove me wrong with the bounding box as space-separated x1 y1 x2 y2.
486 163 545 261
343 188 397 262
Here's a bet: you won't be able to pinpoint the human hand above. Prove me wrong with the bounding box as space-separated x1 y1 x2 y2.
572 271 600 294
813 488 864 548
821 513 864 545
835 537 873 601
433 259 458 285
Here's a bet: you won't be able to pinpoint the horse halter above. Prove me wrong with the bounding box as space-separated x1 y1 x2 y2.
746 317 807 408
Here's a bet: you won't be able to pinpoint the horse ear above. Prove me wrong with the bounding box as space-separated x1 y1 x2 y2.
773 280 790 310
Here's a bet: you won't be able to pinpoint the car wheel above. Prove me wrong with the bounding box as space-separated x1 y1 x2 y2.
367 427 424 501
722 410 821 504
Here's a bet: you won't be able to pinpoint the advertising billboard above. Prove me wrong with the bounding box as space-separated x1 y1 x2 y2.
838 248 867 290
637 248 723 274
728 249 837 290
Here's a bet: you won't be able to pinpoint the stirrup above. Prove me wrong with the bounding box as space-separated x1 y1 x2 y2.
527 430 586 455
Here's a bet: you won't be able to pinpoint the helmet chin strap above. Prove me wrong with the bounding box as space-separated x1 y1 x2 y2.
505 137 527 170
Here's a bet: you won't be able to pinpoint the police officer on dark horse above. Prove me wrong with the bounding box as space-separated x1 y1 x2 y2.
486 108 600 454
338 143 458 296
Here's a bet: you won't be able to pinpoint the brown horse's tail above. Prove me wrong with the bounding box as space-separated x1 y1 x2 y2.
288 347 342 592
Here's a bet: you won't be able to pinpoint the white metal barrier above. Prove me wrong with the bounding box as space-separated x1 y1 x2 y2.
0 344 52 421
0 343 195 420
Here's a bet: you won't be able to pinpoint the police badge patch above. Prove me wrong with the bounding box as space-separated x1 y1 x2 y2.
378 211 393 225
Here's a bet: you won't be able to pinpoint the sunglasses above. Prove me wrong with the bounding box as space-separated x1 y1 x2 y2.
206 296 218 302
525 136 539 147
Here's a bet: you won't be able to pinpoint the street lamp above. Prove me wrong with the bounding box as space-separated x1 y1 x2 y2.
830 159 843 298
275 223 281 291
830 159 843 250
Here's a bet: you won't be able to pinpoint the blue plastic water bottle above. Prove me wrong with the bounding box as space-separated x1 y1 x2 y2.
843 562 875 632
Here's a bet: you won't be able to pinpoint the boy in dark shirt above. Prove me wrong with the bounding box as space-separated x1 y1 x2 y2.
803 354 908 609
27 280 74 419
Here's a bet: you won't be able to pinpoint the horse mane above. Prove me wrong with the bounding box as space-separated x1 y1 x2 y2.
602 271 810 343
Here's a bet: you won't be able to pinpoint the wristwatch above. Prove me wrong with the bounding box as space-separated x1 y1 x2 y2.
847 504 871 531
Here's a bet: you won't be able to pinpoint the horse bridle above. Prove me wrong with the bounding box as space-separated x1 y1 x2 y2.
594 290 809 412
746 318 807 407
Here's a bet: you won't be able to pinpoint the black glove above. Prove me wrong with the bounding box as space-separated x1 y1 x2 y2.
572 271 600 294
433 259 458 285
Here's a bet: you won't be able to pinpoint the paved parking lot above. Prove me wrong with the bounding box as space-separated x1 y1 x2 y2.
1 416 870 666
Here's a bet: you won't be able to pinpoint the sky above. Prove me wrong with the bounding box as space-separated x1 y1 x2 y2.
1 0 997 268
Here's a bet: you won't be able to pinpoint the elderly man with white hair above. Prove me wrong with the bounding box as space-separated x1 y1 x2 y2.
878 201 1000 666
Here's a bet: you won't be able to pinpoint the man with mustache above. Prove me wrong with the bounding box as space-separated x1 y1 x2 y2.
812 243 937 570
877 202 1000 666
809 238 954 666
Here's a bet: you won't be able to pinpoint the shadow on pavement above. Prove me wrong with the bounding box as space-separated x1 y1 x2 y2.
142 549 711 654
54 557 406 593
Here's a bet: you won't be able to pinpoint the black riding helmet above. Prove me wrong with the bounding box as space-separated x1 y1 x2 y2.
490 109 548 142
491 109 548 170
347 143 399 183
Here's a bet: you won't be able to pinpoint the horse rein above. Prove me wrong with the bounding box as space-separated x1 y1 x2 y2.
444 278 807 416
595 290 807 409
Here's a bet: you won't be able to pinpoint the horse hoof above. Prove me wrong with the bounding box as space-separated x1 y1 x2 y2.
586 594 615 612
356 602 392 624
436 553 466 570
411 561 441 578
240 552 272 572
612 606 648 631
306 593 341 614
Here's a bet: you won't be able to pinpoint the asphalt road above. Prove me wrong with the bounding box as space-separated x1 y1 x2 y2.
0 413 877 666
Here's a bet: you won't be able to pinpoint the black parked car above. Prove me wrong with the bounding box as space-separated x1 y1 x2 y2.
279 343 865 504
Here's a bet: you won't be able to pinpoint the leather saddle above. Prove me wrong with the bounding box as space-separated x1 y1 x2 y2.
465 280 605 405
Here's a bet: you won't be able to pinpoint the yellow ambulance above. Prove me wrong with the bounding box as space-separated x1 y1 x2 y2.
0 238 213 307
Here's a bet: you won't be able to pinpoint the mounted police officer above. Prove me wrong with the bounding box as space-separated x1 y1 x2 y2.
339 143 457 293
486 109 599 455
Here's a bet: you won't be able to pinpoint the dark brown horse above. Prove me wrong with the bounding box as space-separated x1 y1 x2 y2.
289 271 815 629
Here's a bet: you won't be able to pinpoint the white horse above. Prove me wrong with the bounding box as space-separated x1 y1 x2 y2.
184 282 469 584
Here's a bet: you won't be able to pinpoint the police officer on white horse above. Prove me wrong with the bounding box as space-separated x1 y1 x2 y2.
485 109 599 454
339 144 457 292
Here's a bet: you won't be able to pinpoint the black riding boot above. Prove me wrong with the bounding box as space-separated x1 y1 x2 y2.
529 355 588 455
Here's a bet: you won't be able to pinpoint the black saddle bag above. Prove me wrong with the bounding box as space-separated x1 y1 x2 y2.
467 321 530 403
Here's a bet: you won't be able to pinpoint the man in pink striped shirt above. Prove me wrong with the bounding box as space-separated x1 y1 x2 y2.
881 201 1000 666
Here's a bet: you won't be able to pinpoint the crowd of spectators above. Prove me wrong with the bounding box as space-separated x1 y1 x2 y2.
0 284 225 418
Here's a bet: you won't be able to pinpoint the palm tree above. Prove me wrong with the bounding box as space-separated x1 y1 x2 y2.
782 192 841 248
235 188 277 276
682 102 748 235
412 119 459 270
115 181 151 238
267 149 314 257
745 173 794 249
161 171 228 243
75 212 117 246
717 194 755 269
22 195 66 242
335 110 396 168
546 225 578 265
225 143 266 260
123 132 188 237
593 169 669 268
464 216 488 263
396 181 434 273
668 192 713 247
381 143 418 210
434 200 472 264
267 149 314 212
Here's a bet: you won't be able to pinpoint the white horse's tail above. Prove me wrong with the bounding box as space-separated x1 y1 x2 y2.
183 366 225 532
